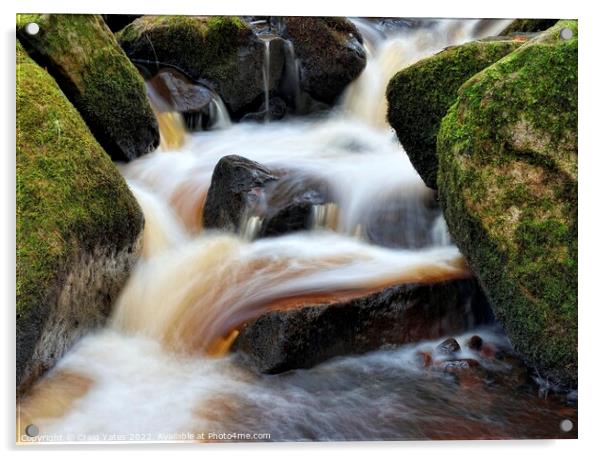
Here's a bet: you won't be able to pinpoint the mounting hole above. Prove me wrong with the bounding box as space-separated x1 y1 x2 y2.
25 423 39 437
560 419 574 432
560 27 573 40
24 22 40 36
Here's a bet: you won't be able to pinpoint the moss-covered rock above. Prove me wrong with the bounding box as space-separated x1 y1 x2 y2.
17 14 159 161
500 19 559 35
436 21 577 386
279 17 366 104
16 41 144 395
118 16 282 117
386 38 522 189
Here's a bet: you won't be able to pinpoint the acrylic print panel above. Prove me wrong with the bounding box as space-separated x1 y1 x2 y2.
15 14 577 443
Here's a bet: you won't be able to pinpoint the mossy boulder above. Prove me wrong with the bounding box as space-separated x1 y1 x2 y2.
500 19 559 35
16 41 144 395
118 16 283 117
436 21 578 386
17 14 159 162
279 17 366 104
386 38 522 189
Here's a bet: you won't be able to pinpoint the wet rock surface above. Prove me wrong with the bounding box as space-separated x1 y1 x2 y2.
147 69 214 131
203 155 331 237
233 278 491 373
276 17 367 105
203 155 278 233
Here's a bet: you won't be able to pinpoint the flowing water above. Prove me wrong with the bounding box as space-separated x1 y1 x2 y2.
17 18 577 443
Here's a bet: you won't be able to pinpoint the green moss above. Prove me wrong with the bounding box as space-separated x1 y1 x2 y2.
500 19 560 35
16 41 143 380
436 21 577 385
386 38 522 189
117 15 258 112
17 14 159 161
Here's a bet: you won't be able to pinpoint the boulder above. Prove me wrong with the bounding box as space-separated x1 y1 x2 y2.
203 155 277 233
436 21 578 386
16 42 144 395
233 278 491 373
118 16 285 117
500 19 559 36
17 14 159 162
278 17 367 104
203 155 330 237
386 37 522 189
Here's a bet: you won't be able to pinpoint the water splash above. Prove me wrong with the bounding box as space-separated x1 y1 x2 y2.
342 18 513 127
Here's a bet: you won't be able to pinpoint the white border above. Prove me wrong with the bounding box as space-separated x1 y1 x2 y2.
3 0 599 457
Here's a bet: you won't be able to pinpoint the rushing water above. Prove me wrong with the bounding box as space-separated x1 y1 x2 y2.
17 18 577 443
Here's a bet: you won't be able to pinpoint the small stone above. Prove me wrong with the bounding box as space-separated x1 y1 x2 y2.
436 338 460 355
467 335 483 351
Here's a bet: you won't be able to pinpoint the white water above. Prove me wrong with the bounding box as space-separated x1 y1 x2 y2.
21 18 548 443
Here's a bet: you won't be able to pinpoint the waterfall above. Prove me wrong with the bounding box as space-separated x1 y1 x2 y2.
260 36 273 121
282 39 302 112
18 18 570 443
208 96 232 130
342 18 513 127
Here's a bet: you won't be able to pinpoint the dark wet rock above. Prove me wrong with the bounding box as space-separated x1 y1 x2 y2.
437 21 578 386
437 358 479 372
118 16 285 117
436 338 461 355
386 37 522 189
203 155 277 233
102 14 142 32
467 335 484 351
203 155 330 237
148 69 214 131
258 178 330 237
233 278 492 374
277 17 367 104
16 42 143 395
17 14 160 162
500 19 559 35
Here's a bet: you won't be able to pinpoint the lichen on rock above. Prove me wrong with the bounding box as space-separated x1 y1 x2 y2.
436 20 578 386
386 37 522 189
16 41 144 395
17 14 159 161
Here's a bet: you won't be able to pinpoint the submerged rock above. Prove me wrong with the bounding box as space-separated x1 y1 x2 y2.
16 42 144 395
118 16 284 117
233 278 491 373
436 21 578 386
500 19 559 35
278 17 367 104
386 37 522 189
17 14 159 162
